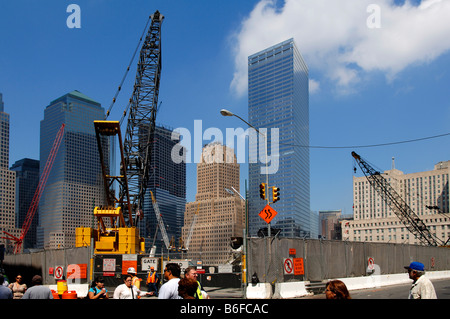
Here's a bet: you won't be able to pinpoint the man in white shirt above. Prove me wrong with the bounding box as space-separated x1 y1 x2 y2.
405 261 437 299
158 263 182 299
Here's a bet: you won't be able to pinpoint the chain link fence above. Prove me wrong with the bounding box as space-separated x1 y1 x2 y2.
3 238 450 290
247 237 450 284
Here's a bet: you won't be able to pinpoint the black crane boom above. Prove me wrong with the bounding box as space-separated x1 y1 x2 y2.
352 151 441 246
122 10 164 226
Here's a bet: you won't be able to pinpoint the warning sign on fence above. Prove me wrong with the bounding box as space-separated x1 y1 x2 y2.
283 258 304 275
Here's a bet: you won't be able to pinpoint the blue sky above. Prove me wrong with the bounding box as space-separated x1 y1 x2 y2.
1 0 449 215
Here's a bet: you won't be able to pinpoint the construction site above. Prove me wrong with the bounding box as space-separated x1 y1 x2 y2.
1 10 245 297
2 9 450 300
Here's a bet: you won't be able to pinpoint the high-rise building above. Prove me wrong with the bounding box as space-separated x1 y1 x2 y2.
344 159 450 245
183 142 245 264
142 124 186 255
247 38 310 238
38 90 107 249
0 93 19 252
10 158 40 250
319 210 342 240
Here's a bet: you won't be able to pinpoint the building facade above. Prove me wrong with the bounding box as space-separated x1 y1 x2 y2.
10 158 40 250
141 125 186 255
38 90 107 249
319 210 342 240
247 38 310 238
183 142 245 265
343 160 450 245
0 93 19 252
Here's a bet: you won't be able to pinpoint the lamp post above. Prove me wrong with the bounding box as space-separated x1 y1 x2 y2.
220 109 270 235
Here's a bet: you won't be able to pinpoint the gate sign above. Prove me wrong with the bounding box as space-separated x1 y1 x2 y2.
141 257 159 271
259 204 278 224
283 258 294 275
54 265 64 280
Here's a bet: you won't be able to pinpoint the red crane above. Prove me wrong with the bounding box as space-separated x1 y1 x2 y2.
2 123 65 254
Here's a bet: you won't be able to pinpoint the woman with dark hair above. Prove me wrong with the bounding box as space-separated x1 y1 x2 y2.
113 274 152 299
88 276 109 299
325 280 351 299
178 278 198 299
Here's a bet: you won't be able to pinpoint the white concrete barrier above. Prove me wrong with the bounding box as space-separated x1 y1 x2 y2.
273 281 311 299
339 270 450 292
245 270 450 298
246 283 273 299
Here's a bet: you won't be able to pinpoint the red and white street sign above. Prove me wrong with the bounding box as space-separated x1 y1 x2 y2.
367 257 375 270
54 266 64 280
283 258 294 275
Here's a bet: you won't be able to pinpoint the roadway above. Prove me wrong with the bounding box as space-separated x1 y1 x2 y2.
300 277 450 299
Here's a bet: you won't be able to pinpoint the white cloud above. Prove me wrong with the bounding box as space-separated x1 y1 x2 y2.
309 79 320 94
230 0 450 96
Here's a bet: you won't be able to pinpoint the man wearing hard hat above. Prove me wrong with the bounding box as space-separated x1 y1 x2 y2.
146 266 159 297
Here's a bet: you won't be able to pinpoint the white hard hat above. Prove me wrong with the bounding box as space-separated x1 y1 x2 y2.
127 267 137 274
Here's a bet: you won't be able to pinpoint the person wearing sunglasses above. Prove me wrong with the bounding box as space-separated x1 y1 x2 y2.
158 263 182 299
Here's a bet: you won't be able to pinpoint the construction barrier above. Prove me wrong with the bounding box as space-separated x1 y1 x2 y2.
246 283 273 299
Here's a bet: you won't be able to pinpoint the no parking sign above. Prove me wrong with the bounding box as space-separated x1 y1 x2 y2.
54 266 64 280
367 257 375 271
283 258 294 275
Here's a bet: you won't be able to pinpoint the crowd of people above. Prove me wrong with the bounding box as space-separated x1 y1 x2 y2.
0 260 438 299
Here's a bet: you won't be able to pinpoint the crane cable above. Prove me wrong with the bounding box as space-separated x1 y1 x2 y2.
104 15 152 122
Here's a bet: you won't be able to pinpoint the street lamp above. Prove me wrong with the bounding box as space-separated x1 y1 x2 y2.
219 109 270 233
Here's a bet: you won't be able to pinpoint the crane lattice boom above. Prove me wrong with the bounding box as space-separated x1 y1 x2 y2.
149 191 170 250
352 151 441 246
2 124 65 253
123 10 164 226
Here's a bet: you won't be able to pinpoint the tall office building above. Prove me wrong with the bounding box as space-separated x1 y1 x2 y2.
38 90 107 249
319 210 342 240
247 38 310 238
183 142 245 264
0 93 19 252
344 159 450 245
142 124 186 255
10 158 40 250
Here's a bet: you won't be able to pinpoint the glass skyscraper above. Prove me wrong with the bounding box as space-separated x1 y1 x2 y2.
248 38 310 238
10 158 40 250
142 125 186 255
38 90 107 249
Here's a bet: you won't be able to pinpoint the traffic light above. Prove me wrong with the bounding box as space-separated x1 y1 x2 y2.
259 183 267 200
272 187 280 203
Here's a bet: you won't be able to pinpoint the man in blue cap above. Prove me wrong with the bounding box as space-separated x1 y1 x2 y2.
404 261 437 299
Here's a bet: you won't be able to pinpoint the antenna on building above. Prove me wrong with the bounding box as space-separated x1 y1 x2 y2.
392 157 395 170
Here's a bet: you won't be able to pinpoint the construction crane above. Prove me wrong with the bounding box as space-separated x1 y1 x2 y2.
75 10 163 254
183 203 200 252
123 10 163 227
351 151 444 246
2 124 65 254
149 190 171 255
